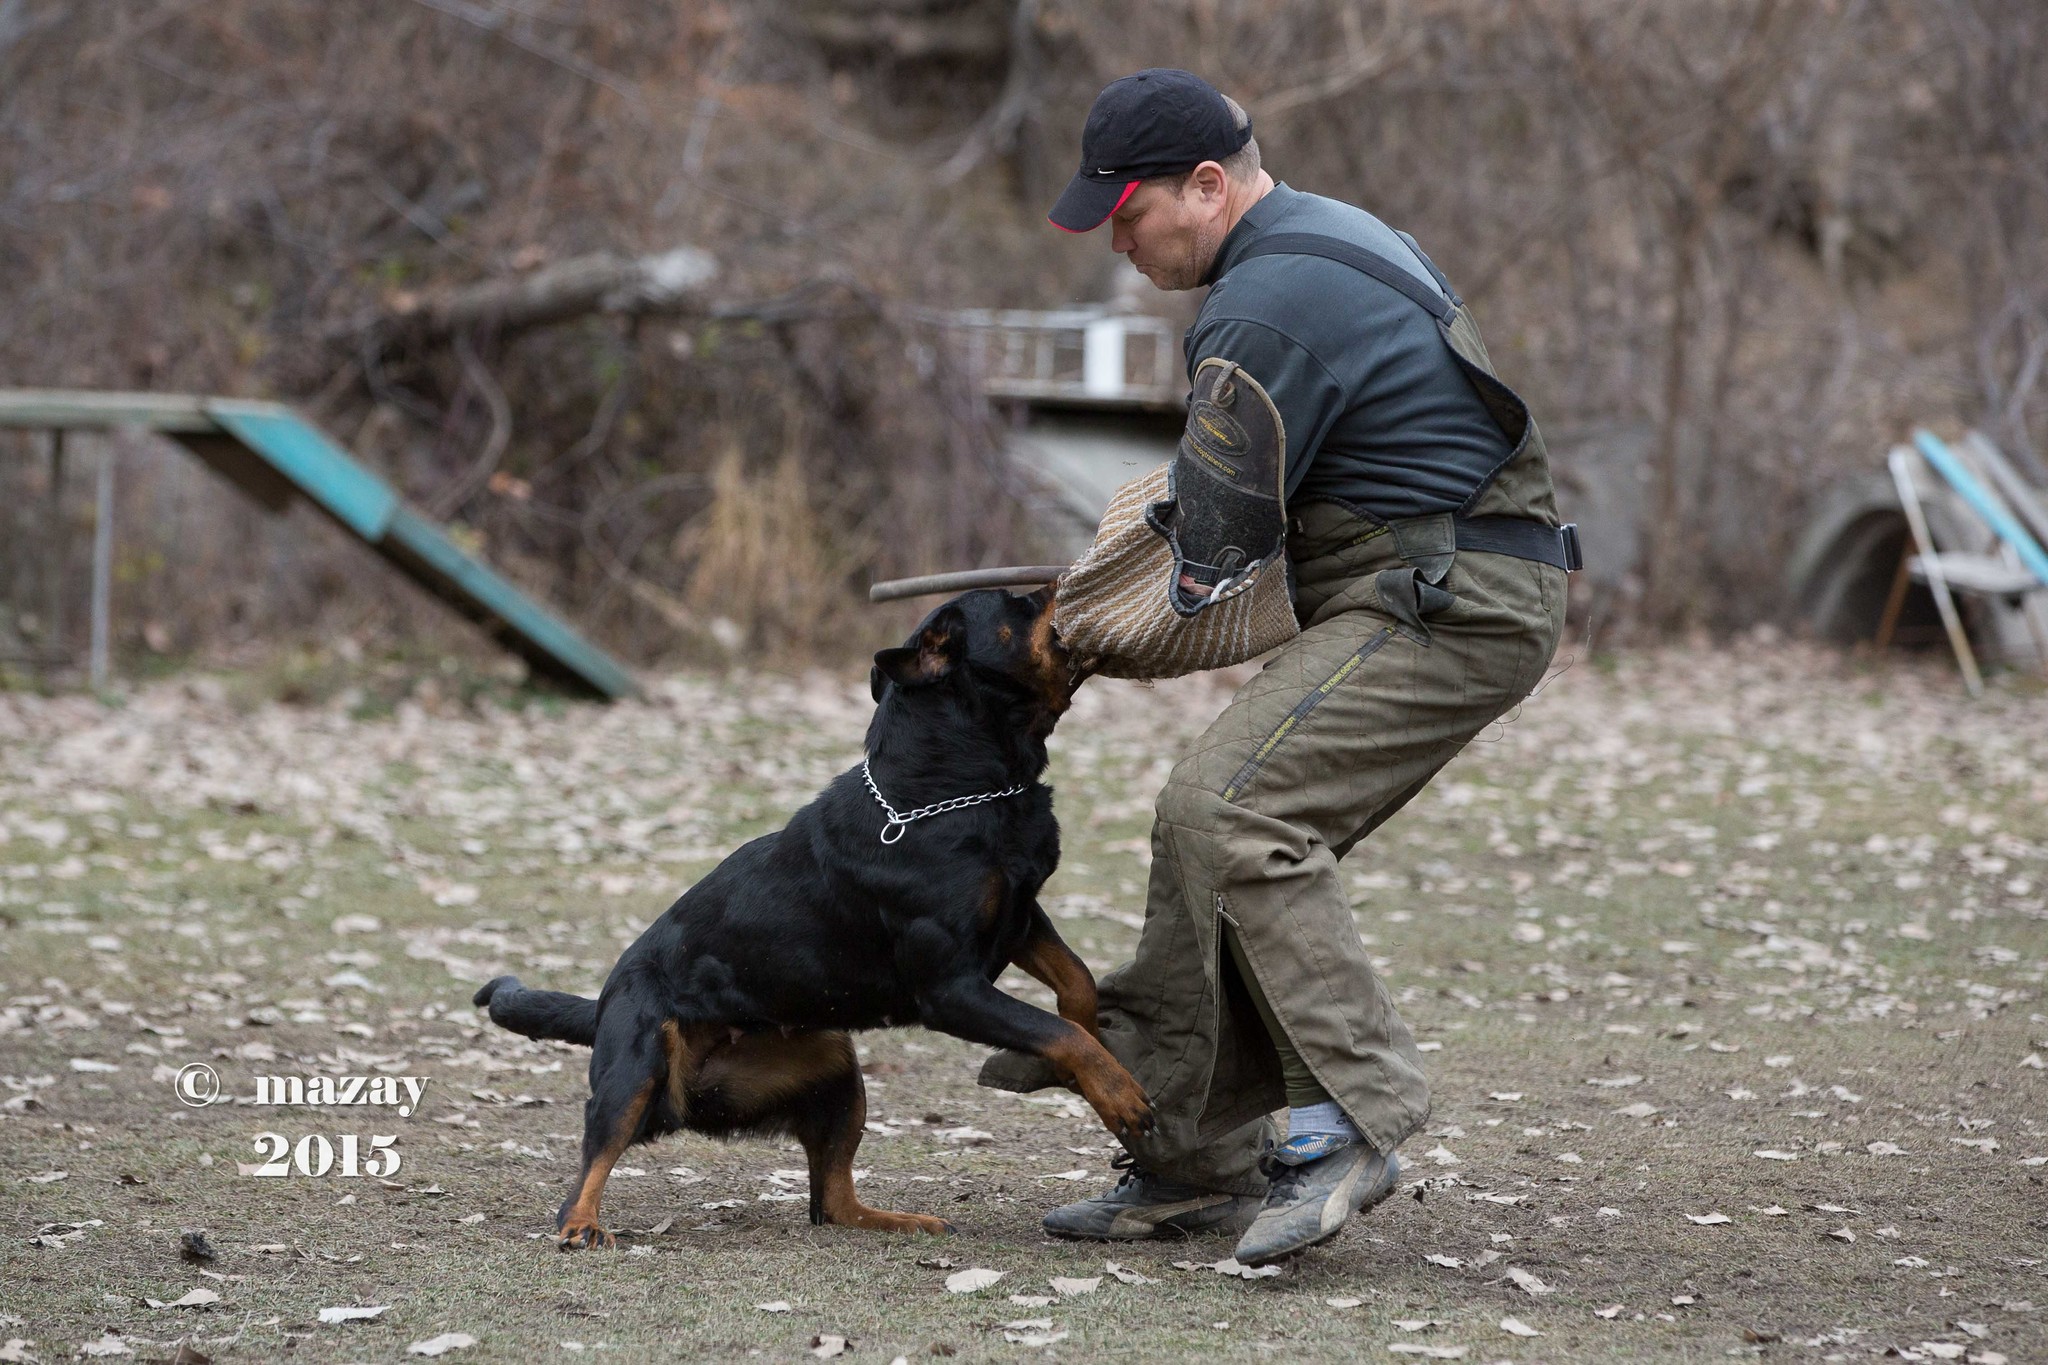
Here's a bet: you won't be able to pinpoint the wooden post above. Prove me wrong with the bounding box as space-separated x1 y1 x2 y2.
47 430 66 671
90 442 113 690
1872 544 1912 652
1889 445 1982 697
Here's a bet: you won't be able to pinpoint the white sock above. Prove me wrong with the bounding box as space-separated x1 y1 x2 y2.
1287 1099 1361 1141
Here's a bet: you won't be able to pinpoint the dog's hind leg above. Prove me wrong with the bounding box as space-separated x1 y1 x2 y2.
695 1031 952 1235
556 1013 698 1250
1012 903 1099 1038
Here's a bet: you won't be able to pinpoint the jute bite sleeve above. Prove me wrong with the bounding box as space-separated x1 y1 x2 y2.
1052 358 1299 679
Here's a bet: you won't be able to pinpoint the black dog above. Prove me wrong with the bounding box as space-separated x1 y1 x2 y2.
473 586 1152 1248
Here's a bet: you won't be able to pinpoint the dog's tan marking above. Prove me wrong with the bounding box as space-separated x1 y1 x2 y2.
1014 931 1099 1038
660 1018 720 1115
1040 1021 1152 1141
693 1028 854 1114
557 1076 657 1250
979 869 1008 932
791 1033 951 1235
1026 594 1075 729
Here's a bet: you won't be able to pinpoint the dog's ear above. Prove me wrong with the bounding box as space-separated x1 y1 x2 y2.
873 605 967 692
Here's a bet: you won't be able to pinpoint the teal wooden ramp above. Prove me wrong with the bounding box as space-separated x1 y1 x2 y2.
0 390 637 699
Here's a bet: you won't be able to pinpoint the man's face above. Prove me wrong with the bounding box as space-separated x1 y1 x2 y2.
1107 164 1231 292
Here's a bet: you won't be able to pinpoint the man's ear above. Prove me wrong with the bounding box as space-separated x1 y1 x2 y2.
873 605 967 692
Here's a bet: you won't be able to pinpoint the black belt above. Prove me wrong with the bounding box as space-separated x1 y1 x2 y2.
1453 517 1583 572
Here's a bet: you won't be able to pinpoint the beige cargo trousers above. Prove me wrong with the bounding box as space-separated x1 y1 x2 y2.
1089 502 1566 1194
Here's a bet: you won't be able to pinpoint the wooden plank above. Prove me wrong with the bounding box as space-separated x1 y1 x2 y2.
1962 431 2048 551
207 402 397 541
0 389 217 433
379 508 638 699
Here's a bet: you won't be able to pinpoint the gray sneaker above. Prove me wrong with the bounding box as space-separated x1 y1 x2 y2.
1043 1153 1263 1241
1232 1134 1401 1266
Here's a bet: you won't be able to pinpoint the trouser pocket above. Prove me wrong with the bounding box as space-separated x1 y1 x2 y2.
1373 565 1459 644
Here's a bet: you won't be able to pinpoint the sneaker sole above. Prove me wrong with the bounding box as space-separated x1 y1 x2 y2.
1234 1168 1401 1267
1044 1201 1260 1243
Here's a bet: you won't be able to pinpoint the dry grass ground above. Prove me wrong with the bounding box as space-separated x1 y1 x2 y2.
1 643 2044 1364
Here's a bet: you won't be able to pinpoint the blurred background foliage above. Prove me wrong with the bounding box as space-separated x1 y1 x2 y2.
1 0 2044 673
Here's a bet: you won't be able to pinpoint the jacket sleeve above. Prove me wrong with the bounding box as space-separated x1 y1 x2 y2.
1186 314 1348 499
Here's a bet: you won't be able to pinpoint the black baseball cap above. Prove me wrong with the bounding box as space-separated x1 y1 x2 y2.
1049 69 1251 233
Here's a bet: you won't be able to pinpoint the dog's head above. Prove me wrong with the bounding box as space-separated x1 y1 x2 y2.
870 585 1078 740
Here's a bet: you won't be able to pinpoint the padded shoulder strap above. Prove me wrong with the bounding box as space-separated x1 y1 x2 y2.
1231 231 1456 324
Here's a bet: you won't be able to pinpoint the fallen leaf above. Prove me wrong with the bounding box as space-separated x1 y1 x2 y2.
1867 1141 1908 1156
407 1334 477 1356
1003 1329 1067 1348
1827 1228 1856 1243
1500 1317 1542 1337
1506 1267 1554 1296
1105 1261 1156 1286
78 1336 133 1358
1753 1150 1799 1161
1687 1213 1733 1225
1594 1306 1623 1319
317 1305 389 1324
1050 1276 1100 1296
146 1288 220 1309
1007 1296 1054 1308
1585 1074 1644 1088
810 1335 847 1359
944 1268 1005 1294
1173 1258 1281 1280
24 1171 67 1184
1424 1254 1464 1269
1386 1346 1466 1359
1615 1102 1660 1119
755 1302 791 1314
1423 1144 1462 1167
1326 1297 1365 1308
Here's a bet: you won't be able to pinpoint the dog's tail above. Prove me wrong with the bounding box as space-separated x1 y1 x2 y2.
472 975 598 1047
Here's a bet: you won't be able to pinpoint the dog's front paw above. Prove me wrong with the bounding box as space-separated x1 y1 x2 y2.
556 1216 616 1251
1084 1068 1156 1143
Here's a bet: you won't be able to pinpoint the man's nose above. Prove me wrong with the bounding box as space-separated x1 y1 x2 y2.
1110 223 1133 254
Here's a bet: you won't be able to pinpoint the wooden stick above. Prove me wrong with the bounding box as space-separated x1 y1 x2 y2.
1890 446 1983 697
1873 543 1912 652
869 565 1069 602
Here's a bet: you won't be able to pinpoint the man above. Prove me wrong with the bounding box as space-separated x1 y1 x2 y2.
980 70 1575 1266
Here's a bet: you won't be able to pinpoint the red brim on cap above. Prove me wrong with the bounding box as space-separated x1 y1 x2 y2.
1049 174 1140 233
